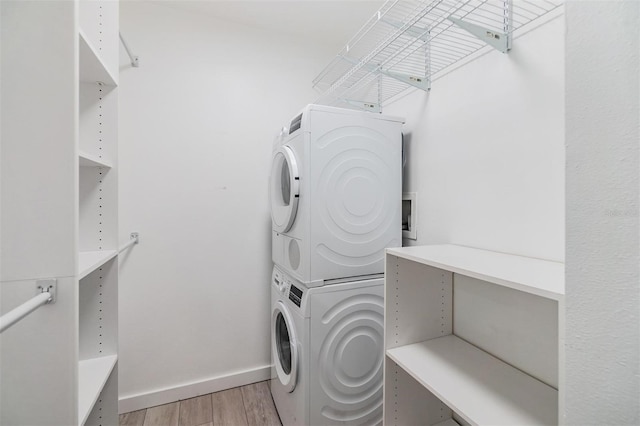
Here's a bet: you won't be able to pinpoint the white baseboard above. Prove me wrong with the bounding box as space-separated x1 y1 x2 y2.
118 364 272 413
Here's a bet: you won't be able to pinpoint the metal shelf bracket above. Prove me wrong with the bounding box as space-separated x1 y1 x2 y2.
378 20 432 90
448 0 512 53
339 99 381 113
447 17 510 53
339 56 430 93
381 70 430 91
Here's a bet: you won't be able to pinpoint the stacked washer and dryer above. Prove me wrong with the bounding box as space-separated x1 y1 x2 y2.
269 104 404 426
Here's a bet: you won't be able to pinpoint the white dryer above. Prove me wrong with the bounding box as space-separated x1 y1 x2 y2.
270 104 404 287
270 266 384 426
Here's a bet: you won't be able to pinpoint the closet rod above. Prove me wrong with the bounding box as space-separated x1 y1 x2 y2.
0 280 56 334
119 32 139 67
118 232 140 253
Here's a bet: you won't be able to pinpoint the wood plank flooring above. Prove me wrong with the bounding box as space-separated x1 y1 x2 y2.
119 381 281 426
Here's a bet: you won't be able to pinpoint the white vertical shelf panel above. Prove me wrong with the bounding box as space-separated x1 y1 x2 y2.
78 165 118 252
78 82 118 253
0 0 77 282
557 298 566 425
385 255 453 349
387 335 558 426
78 355 117 425
384 255 455 425
78 1 120 423
384 357 453 426
79 258 118 359
79 82 117 164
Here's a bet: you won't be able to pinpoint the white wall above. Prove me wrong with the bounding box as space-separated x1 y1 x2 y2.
565 1 639 423
385 13 565 262
117 2 335 410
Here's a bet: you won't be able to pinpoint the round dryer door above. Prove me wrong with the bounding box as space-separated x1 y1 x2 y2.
270 146 299 233
272 301 298 393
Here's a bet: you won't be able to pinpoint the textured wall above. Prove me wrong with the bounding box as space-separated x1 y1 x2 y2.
565 1 640 424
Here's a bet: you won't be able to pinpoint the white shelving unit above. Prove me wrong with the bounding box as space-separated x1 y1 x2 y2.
384 244 564 426
78 0 120 424
0 1 121 424
313 0 563 112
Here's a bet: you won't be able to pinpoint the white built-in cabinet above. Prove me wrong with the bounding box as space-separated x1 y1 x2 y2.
0 0 119 424
384 245 564 426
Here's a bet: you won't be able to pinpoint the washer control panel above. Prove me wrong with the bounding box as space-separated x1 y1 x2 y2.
272 267 304 308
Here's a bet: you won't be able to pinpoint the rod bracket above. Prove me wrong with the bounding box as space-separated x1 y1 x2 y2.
131 232 140 244
119 32 140 68
36 279 56 304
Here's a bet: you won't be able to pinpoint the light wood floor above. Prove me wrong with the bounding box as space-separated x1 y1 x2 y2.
119 381 282 426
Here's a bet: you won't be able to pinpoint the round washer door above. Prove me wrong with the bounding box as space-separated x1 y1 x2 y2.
270 146 299 233
272 300 298 393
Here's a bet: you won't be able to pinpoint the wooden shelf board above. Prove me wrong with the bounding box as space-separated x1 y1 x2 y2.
386 244 564 300
78 250 117 279
387 335 557 426
78 355 117 425
79 151 112 168
79 29 117 86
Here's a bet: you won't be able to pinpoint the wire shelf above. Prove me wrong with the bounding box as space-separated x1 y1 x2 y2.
313 0 563 111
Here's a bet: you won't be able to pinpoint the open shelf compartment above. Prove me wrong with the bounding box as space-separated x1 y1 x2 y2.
387 335 558 426
79 29 117 86
78 355 117 425
384 245 563 425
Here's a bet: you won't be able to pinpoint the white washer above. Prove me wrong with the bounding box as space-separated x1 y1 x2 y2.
270 104 404 287
270 266 384 426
